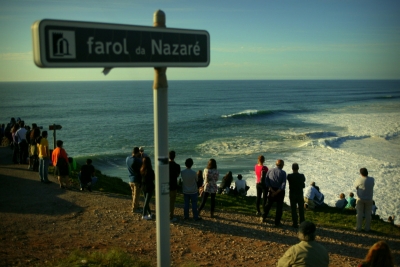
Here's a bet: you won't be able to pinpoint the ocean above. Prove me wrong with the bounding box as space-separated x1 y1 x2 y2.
1 80 399 224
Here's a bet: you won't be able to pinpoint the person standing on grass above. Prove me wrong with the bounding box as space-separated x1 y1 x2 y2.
254 155 269 216
169 150 181 222
286 163 305 228
37 131 50 184
126 147 142 213
140 157 155 220
277 221 329 267
354 167 375 232
198 158 219 218
261 159 286 227
181 158 202 221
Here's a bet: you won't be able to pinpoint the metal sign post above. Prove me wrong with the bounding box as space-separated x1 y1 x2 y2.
49 124 62 149
153 12 170 267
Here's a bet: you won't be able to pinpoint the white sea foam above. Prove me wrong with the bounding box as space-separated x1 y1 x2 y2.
244 108 400 224
221 109 260 118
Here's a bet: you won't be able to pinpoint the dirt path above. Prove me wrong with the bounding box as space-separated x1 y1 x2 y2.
0 146 399 266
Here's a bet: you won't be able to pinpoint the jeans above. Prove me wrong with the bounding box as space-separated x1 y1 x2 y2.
142 190 153 217
39 157 50 182
184 193 199 219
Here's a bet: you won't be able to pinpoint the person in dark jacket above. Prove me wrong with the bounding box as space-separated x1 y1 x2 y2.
286 163 306 228
141 157 155 220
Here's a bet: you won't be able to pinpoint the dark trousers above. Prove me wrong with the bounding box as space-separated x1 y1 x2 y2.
289 194 305 226
142 190 153 217
12 144 19 163
198 192 216 214
256 183 267 213
263 189 285 225
19 141 28 164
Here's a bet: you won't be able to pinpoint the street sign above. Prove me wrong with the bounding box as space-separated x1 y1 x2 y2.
31 19 210 68
49 124 62 130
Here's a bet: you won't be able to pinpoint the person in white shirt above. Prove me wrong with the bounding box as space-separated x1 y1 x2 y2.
304 182 322 209
234 174 247 196
354 168 375 232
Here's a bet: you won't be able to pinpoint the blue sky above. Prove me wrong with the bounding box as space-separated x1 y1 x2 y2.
0 0 399 81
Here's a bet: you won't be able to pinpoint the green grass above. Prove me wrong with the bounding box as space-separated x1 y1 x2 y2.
177 190 399 236
48 169 398 266
66 167 398 237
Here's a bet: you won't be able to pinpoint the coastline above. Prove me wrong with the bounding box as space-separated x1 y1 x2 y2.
0 146 399 266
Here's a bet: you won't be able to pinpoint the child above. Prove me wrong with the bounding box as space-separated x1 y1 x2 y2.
345 192 356 209
335 193 348 210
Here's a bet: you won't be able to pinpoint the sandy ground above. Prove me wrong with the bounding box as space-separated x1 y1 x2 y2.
0 146 399 266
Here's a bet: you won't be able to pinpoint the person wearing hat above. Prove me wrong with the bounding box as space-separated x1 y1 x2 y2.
277 221 329 267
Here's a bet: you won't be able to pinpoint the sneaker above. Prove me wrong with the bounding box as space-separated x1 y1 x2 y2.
194 217 202 221
170 217 178 222
260 217 267 223
80 188 84 191
142 215 152 220
256 212 262 216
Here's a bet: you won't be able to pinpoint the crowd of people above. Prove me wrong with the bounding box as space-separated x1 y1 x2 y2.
2 117 95 191
124 148 395 266
2 119 396 265
124 146 388 233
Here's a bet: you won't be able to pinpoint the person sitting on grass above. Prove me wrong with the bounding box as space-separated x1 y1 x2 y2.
304 182 322 209
79 159 95 192
335 193 348 210
218 171 233 194
345 192 356 209
234 174 248 196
